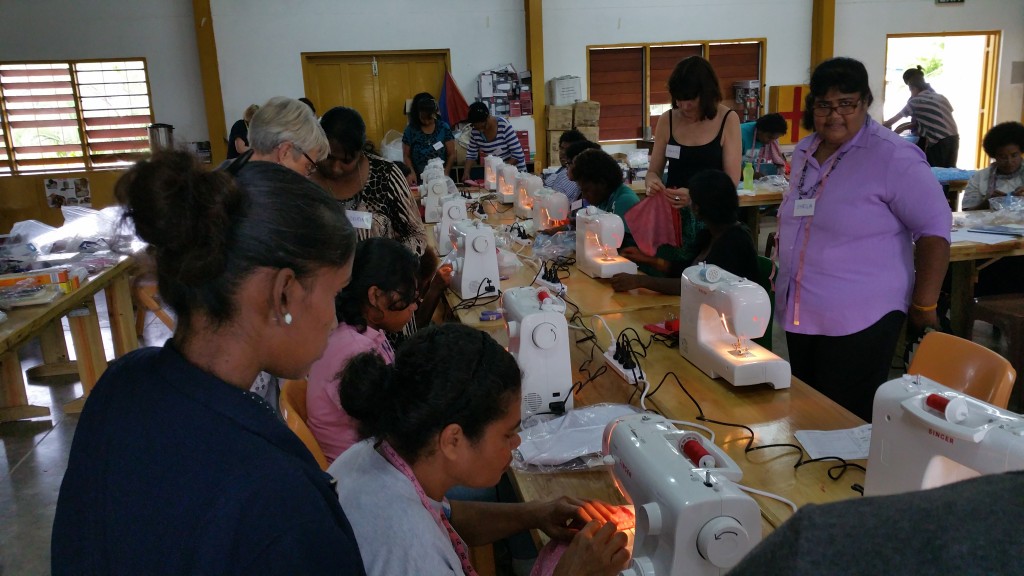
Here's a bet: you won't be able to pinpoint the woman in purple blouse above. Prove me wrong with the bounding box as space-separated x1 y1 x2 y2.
774 58 951 422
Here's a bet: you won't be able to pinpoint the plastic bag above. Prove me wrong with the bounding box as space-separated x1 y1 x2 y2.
380 129 403 163
512 403 642 472
533 231 576 261
496 247 523 280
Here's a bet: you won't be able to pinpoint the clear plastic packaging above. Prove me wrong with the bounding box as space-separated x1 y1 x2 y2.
512 403 642 473
989 196 1024 212
533 231 576 261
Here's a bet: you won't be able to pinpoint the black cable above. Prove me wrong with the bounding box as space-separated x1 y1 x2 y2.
449 276 502 311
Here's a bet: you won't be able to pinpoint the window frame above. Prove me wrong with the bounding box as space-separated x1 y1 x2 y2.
0 57 154 176
586 38 767 144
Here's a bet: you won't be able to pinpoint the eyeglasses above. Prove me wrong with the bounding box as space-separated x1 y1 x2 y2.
812 99 863 117
295 147 319 176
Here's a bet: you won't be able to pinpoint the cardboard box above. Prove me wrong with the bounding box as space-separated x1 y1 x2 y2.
509 100 522 117
578 126 600 143
572 100 601 127
546 105 573 130
547 76 582 106
547 130 564 165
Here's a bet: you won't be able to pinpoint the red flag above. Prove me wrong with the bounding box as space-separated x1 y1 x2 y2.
440 71 470 127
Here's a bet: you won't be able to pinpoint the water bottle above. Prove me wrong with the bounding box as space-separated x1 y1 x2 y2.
743 162 754 191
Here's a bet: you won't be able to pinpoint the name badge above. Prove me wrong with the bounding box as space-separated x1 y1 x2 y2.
346 209 374 230
665 144 681 160
571 199 583 211
432 141 443 151
793 199 816 217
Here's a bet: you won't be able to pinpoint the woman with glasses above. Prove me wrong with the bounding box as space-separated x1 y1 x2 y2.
636 56 742 276
774 57 951 422
306 237 420 464
311 106 447 337
247 96 326 176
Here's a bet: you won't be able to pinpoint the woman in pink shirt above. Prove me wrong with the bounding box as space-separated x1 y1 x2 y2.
307 237 420 463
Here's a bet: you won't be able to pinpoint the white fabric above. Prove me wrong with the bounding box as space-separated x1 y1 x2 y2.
516 404 640 466
329 440 464 576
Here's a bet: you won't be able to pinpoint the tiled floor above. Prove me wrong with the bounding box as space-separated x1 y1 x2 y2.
0 294 171 575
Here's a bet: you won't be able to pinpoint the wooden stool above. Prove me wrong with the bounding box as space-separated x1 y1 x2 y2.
133 281 175 337
969 294 1024 411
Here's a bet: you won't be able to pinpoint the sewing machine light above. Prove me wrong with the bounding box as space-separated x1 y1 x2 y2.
531 188 570 229
496 164 519 202
483 155 503 190
514 174 543 219
575 207 637 278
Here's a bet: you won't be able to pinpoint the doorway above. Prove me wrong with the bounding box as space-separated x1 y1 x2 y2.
883 33 1000 169
301 50 450 152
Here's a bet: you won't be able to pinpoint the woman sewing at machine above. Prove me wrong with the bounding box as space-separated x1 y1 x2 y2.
329 323 632 576
611 169 759 294
572 148 641 244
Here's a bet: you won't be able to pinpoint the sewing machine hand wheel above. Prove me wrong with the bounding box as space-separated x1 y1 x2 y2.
697 516 751 568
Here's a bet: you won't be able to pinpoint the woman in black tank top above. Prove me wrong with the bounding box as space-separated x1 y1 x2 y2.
628 56 741 276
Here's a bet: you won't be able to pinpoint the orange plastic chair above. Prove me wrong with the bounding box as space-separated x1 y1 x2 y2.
907 331 1016 408
279 378 329 471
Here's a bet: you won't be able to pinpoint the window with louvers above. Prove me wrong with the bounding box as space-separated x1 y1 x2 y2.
588 47 644 142
0 59 153 175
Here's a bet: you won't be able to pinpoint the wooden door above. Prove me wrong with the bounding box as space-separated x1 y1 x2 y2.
302 50 449 150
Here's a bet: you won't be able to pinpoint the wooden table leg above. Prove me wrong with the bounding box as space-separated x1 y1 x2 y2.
105 274 139 357
0 350 51 422
63 300 109 414
950 260 976 338
25 319 79 379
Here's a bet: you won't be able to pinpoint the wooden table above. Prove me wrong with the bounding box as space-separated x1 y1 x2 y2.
0 256 139 421
949 235 1024 337
509 306 866 534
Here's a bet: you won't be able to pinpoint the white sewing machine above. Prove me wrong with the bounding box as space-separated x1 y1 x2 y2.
503 286 573 418
679 264 790 390
483 154 503 191
422 177 456 224
514 172 543 211
604 413 761 575
864 375 1024 497
420 157 446 183
449 220 500 299
434 198 468 256
496 164 520 204
575 207 637 278
531 188 570 231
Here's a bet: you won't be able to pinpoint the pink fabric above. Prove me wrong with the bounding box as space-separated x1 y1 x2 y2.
306 323 394 463
529 541 569 576
624 192 681 255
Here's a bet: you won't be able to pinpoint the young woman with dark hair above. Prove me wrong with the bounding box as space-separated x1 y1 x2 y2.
330 323 632 576
306 237 420 463
612 169 759 294
571 148 640 243
52 151 365 575
403 92 455 177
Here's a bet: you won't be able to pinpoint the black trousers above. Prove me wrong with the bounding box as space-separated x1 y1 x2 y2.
786 310 906 422
926 135 959 168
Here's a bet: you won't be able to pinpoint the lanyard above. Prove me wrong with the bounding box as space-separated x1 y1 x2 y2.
788 144 850 326
378 441 478 576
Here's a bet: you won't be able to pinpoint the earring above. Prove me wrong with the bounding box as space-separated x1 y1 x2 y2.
284 312 293 325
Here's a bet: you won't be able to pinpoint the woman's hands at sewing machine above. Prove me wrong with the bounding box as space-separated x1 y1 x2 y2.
537 497 633 576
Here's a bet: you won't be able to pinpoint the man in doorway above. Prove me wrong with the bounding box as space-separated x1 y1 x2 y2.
883 65 959 167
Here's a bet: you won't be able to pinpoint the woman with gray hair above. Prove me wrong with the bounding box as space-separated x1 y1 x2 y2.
247 96 328 177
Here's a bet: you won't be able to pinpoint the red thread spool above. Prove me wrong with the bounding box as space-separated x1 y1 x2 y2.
537 290 551 302
682 439 716 468
925 393 968 423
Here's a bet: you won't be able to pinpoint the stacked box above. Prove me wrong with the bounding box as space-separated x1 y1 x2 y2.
547 131 564 167
572 100 601 127
546 105 573 130
520 89 533 115
547 76 582 106
577 126 600 143
516 130 531 160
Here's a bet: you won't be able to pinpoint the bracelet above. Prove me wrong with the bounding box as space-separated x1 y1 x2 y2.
911 302 938 312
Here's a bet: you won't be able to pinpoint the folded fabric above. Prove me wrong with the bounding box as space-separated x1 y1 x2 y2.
516 404 640 467
624 192 680 255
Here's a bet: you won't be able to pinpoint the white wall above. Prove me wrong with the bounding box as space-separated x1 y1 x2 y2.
211 0 528 137
0 0 208 145
542 0 814 154
835 0 1024 125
